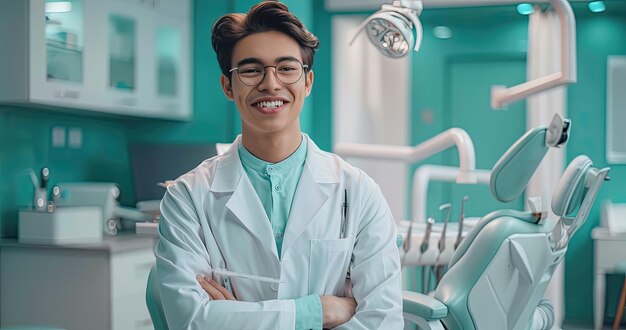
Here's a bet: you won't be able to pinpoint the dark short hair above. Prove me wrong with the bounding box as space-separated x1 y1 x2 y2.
211 1 319 77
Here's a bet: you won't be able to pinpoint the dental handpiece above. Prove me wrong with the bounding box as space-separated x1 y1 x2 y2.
40 168 49 188
455 196 470 250
421 217 434 254
438 203 451 253
403 220 413 253
421 217 435 293
47 185 61 213
34 167 49 211
401 221 413 267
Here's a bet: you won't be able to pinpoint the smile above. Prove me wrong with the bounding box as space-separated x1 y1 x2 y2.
252 99 289 114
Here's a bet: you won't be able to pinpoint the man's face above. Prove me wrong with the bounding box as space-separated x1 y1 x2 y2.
221 31 314 136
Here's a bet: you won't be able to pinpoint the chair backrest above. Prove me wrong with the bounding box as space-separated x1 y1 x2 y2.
146 264 168 330
433 209 562 330
430 116 608 330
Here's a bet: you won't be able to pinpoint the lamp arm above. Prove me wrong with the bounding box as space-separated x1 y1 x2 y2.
334 127 477 183
491 0 576 109
348 15 375 47
408 13 423 52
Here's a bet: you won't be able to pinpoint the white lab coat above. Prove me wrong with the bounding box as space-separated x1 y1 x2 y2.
155 135 403 329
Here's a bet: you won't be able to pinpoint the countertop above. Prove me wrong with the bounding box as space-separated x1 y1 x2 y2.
0 232 155 253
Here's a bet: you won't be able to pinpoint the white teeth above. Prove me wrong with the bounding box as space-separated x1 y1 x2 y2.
255 100 284 109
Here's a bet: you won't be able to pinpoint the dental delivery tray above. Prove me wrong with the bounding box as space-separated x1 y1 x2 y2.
397 218 479 266
18 207 103 245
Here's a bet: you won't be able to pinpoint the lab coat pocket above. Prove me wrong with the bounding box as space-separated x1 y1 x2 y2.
309 238 351 295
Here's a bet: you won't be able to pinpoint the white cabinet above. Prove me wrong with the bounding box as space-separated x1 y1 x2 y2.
0 0 191 120
0 237 156 330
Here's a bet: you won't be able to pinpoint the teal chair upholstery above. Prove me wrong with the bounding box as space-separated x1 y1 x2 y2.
146 264 168 330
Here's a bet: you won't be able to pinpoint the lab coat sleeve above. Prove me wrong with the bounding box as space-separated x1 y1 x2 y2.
155 181 297 330
337 181 404 329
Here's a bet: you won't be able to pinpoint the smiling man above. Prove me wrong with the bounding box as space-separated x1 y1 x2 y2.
154 1 403 329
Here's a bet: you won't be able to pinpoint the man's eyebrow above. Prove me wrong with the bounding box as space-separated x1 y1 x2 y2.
275 56 300 63
235 56 302 67
235 58 263 67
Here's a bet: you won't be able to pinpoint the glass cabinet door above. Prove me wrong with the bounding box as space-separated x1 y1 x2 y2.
109 14 136 91
156 26 181 98
45 0 84 83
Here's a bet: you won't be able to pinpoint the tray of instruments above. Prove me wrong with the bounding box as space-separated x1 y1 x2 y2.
396 218 479 266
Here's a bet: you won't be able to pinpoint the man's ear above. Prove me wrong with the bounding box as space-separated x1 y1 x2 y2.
305 70 314 97
220 74 234 100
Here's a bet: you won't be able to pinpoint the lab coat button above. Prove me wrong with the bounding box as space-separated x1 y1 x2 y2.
270 282 279 291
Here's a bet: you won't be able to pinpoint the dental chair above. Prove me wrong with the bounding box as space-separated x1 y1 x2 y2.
402 115 610 330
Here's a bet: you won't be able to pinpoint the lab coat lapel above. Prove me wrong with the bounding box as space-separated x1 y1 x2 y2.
281 137 340 255
211 137 279 260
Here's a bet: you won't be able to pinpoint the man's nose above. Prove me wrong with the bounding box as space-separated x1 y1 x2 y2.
257 67 282 91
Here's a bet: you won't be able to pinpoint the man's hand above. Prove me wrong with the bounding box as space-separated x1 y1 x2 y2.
320 296 357 328
196 275 236 300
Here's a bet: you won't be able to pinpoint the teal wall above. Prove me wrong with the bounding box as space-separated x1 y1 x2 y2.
412 8 530 220
0 109 134 237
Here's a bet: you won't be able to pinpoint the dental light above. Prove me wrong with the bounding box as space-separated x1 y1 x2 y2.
349 0 577 109
349 0 423 58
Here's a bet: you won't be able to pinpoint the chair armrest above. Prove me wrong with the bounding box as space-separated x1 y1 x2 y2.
403 290 448 320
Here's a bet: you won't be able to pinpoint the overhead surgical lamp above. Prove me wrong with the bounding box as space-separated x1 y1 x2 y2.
349 0 423 58
349 0 577 109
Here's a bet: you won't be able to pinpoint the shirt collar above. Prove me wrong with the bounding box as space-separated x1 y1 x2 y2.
238 134 308 174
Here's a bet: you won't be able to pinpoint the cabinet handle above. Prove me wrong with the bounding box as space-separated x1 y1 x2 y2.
117 97 137 106
53 90 81 100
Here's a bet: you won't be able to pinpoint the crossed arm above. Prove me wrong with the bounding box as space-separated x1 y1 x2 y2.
195 275 357 329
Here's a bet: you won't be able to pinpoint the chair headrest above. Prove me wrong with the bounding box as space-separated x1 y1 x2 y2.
551 155 592 217
490 129 549 203
490 114 570 203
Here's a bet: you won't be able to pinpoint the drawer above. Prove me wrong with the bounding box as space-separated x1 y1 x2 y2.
112 294 154 330
111 248 155 299
595 239 626 270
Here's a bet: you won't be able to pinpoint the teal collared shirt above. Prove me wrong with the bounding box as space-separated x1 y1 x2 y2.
238 136 322 330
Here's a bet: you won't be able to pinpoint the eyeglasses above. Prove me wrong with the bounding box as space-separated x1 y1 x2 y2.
229 59 308 86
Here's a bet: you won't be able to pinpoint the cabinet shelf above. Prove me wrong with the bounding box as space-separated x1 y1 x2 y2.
46 40 83 55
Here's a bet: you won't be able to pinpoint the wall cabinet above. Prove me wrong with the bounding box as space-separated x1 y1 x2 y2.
0 0 191 120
